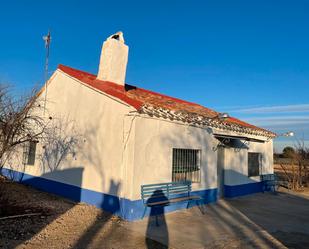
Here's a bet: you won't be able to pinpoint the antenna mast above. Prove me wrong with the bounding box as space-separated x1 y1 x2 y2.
43 30 51 115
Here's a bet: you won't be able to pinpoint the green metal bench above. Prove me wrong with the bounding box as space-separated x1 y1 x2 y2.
141 181 202 219
261 174 279 193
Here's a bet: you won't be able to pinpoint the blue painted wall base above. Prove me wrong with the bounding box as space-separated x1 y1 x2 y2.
224 181 264 198
0 168 217 221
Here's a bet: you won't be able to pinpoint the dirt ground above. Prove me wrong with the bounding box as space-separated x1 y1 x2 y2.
0 176 168 249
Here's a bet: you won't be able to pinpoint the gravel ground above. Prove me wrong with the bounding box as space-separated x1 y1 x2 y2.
0 176 169 249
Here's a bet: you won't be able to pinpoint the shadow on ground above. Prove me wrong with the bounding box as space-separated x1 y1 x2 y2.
126 191 309 249
227 190 309 249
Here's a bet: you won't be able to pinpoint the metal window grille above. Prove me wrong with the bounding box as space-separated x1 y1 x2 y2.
248 152 261 177
172 148 201 182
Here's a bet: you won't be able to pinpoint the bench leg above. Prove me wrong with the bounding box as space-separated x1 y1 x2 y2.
142 206 147 219
262 183 267 193
196 199 205 215
186 200 191 209
272 185 277 194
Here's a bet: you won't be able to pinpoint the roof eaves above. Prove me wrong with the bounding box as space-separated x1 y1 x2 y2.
139 104 276 138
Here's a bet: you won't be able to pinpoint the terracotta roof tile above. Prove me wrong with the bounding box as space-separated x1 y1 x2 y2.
58 64 275 137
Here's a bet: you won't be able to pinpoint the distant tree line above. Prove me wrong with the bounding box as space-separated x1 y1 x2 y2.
275 146 309 160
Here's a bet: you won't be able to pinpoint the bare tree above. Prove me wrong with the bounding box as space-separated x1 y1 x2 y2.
279 138 309 190
0 84 50 169
294 138 309 188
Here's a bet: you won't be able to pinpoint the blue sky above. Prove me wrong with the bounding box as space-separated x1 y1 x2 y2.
0 0 308 152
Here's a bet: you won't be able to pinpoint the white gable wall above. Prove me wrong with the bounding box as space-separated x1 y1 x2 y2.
6 70 136 199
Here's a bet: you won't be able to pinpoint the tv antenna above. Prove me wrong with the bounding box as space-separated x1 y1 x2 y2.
43 30 51 115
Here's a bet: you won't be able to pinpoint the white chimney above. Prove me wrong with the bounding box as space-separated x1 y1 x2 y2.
97 32 128 86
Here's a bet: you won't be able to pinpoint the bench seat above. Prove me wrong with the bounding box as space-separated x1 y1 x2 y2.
141 181 203 219
147 195 201 207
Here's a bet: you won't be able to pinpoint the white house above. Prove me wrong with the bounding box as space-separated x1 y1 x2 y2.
2 32 275 221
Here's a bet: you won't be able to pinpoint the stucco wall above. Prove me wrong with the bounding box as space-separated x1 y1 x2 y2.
5 70 135 199
223 140 273 186
129 116 274 200
128 116 219 200
3 69 274 203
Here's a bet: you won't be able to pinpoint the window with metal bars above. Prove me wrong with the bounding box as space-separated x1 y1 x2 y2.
22 141 37 166
172 148 201 182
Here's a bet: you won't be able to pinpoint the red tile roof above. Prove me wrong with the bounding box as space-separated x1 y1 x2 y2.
58 64 275 137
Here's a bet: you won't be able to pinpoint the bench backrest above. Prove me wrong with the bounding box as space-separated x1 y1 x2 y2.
141 181 192 204
261 174 277 181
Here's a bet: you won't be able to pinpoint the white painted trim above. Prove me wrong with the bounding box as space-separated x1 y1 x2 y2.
127 112 271 142
127 112 212 132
